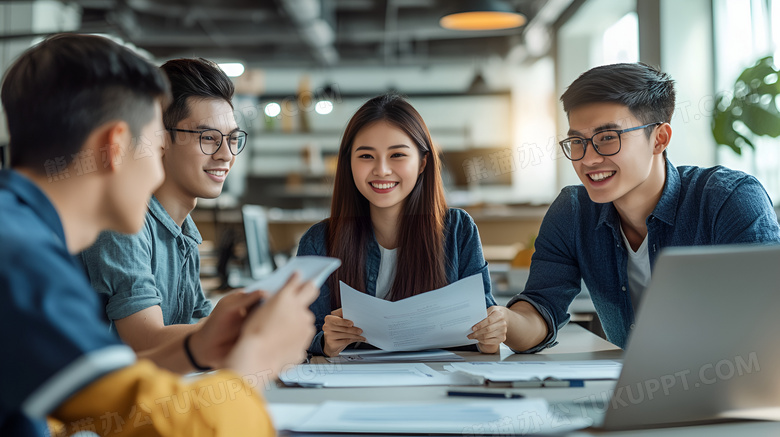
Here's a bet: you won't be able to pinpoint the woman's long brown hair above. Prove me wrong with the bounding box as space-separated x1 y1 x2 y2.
326 94 448 309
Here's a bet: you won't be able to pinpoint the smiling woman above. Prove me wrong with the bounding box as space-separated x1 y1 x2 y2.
326 94 448 307
296 93 508 358
350 121 428 219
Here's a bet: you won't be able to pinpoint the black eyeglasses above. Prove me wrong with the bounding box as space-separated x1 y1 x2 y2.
559 122 662 161
167 128 248 156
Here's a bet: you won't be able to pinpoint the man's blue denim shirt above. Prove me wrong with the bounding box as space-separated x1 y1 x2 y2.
81 195 212 327
297 208 497 355
508 160 780 351
0 170 133 436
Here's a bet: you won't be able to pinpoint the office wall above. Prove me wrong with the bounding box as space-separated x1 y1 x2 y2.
510 57 558 203
233 61 558 205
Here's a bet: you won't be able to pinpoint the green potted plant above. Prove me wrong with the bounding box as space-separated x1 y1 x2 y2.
712 56 780 155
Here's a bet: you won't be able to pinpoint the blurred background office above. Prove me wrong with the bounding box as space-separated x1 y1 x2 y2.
1 1 779 311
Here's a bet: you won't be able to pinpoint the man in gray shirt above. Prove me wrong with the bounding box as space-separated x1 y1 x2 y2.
82 57 249 373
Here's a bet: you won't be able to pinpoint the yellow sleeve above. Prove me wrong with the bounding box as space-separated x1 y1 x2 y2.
50 360 276 437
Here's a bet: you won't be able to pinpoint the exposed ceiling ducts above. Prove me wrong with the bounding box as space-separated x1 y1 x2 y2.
2 0 570 68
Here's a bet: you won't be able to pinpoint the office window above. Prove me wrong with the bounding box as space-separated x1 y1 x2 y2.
602 12 639 65
714 0 780 200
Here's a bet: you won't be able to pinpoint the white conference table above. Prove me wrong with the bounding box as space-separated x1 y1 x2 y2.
265 324 780 436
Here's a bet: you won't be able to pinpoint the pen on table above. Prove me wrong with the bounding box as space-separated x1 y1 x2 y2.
447 390 524 399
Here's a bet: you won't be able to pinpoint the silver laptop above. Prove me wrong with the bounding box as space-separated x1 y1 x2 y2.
597 244 780 430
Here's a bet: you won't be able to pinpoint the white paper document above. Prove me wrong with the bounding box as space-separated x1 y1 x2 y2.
340 273 488 351
449 360 623 382
326 349 465 363
244 256 340 294
279 363 476 387
284 399 592 434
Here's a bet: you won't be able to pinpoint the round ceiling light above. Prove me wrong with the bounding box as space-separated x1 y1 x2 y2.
440 1 526 31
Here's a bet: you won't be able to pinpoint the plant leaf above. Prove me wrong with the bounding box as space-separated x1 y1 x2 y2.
740 103 780 137
711 56 779 154
737 56 776 87
712 104 743 154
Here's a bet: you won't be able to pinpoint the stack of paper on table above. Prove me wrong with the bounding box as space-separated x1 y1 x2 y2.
268 399 593 434
340 273 487 351
279 363 479 387
326 349 465 363
448 360 623 382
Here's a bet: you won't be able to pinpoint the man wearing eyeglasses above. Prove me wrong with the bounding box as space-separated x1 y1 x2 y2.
500 62 780 353
81 58 251 373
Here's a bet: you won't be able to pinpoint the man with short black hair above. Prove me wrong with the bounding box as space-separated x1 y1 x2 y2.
82 58 251 372
499 63 780 352
0 33 316 436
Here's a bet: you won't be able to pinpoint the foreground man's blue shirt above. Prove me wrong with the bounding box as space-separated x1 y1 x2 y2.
0 170 134 436
508 160 780 351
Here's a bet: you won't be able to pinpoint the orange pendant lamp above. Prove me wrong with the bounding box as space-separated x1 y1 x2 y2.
440 0 527 31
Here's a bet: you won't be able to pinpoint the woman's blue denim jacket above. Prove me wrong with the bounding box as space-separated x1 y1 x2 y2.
297 208 497 355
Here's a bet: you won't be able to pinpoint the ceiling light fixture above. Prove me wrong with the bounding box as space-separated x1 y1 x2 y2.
440 0 527 31
218 62 245 77
264 102 281 117
315 100 333 115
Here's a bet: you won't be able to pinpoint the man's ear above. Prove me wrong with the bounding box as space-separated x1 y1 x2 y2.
100 121 131 172
653 123 672 155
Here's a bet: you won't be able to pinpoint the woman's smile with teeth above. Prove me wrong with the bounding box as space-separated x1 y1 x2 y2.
205 170 226 176
371 181 398 189
589 171 615 182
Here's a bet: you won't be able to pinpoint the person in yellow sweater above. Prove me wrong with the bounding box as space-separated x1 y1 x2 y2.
0 33 316 436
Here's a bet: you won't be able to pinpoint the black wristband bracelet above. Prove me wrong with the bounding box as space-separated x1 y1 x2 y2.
184 333 212 372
